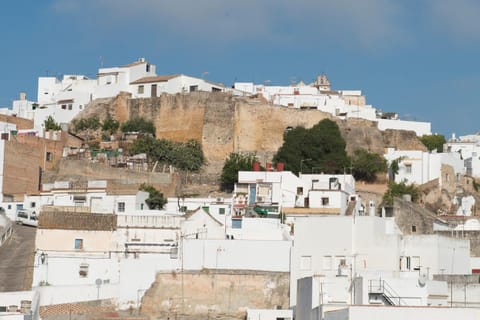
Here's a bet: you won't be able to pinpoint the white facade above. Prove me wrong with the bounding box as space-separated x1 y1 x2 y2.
0 291 40 320
234 171 361 220
32 189 292 308
377 118 431 136
246 309 293 320
14 58 244 135
384 148 442 185
324 305 480 320
130 74 240 98
290 215 471 307
234 79 431 136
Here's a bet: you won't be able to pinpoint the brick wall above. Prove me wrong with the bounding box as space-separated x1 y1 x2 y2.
3 141 41 197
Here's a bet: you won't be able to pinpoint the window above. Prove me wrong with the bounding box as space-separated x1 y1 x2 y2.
300 256 312 270
61 104 67 110
323 256 332 270
17 211 28 219
322 197 329 206
411 225 417 233
46 152 52 161
68 104 73 110
138 85 144 94
232 218 242 229
118 202 125 212
79 263 89 278
297 187 303 195
337 257 347 267
30 202 36 208
189 85 198 92
1 133 8 140
7 205 11 210
405 164 412 174
146 64 150 72
219 208 225 215
412 256 421 271
74 239 83 250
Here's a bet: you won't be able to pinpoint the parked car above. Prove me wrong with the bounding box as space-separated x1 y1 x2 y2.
16 209 38 227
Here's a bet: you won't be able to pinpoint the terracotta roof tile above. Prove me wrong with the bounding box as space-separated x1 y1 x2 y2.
130 75 180 85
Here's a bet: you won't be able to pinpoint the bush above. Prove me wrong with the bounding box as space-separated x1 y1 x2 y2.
44 116 62 131
220 153 258 192
139 183 167 209
383 181 419 206
128 137 205 172
420 134 446 153
273 119 350 174
121 117 155 135
351 149 387 182
102 117 119 135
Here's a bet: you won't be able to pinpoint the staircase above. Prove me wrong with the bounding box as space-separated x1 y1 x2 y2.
345 200 356 216
368 279 407 306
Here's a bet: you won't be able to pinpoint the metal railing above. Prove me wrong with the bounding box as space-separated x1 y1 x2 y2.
369 279 408 306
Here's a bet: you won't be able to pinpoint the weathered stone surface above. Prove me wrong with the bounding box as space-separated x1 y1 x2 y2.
140 270 289 320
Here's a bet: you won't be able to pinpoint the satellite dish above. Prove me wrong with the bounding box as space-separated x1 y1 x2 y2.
418 273 427 287
95 278 102 286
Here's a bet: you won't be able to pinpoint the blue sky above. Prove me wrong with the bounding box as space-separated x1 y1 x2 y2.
1 0 479 136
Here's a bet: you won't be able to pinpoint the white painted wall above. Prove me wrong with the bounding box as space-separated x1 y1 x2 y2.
325 305 480 320
384 148 442 185
290 215 471 307
0 291 40 320
402 235 470 275
246 309 293 320
377 119 431 136
182 239 291 272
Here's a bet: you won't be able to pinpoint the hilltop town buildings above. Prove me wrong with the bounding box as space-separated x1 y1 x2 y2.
2 58 480 320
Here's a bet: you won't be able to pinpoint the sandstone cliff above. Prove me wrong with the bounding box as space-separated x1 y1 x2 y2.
75 92 426 175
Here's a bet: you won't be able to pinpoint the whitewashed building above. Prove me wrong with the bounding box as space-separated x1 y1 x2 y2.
234 75 431 136
32 181 291 308
234 171 362 218
14 58 241 135
129 74 240 98
290 215 471 308
383 148 465 186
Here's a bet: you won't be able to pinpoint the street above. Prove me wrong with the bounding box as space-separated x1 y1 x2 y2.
0 224 36 292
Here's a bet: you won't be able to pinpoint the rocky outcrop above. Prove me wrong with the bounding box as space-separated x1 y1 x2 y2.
71 92 427 178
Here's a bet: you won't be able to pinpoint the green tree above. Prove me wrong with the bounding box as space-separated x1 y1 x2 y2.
128 137 205 172
139 183 167 209
220 153 258 191
102 117 119 135
273 119 350 174
420 134 446 153
351 149 387 182
44 116 62 131
383 181 419 206
388 157 405 181
121 117 156 135
72 117 101 131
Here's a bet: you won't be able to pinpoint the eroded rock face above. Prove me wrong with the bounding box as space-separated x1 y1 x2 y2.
140 270 290 320
74 92 426 174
